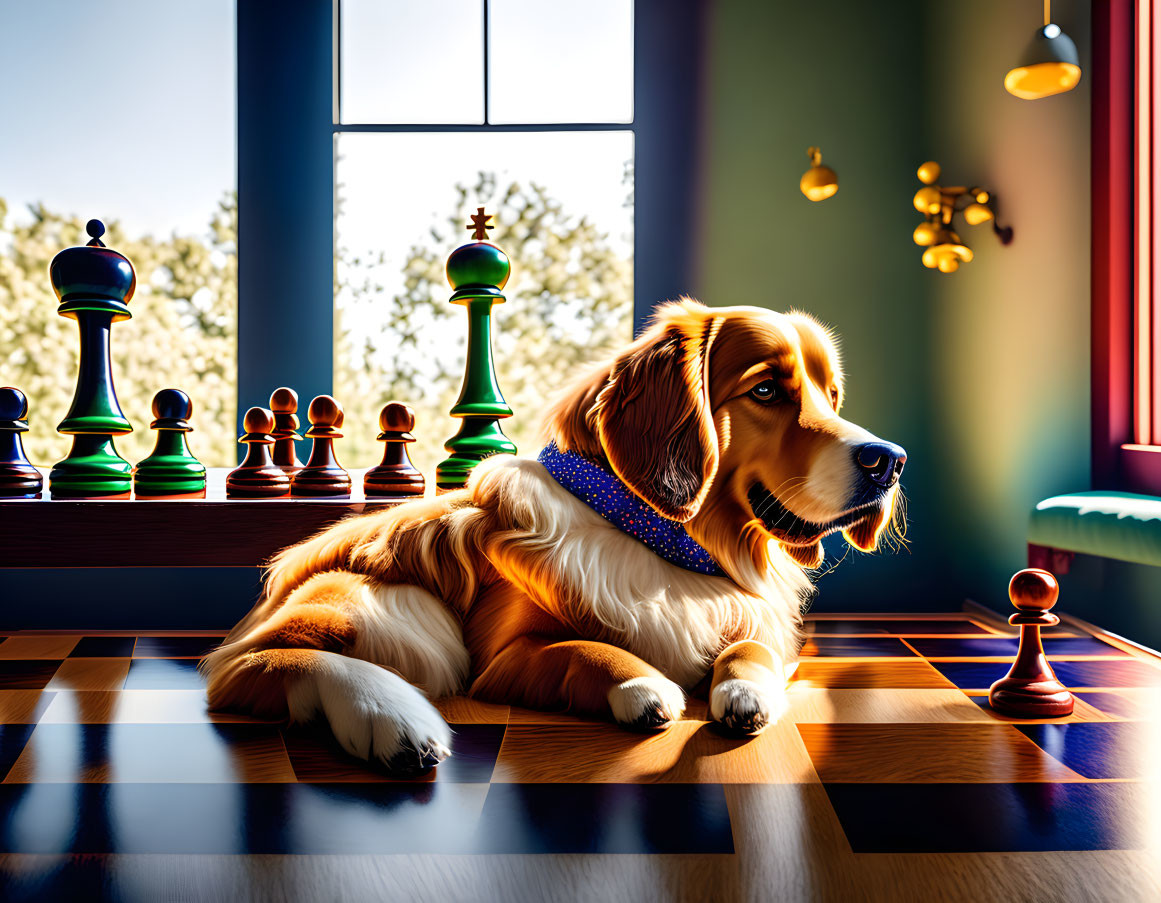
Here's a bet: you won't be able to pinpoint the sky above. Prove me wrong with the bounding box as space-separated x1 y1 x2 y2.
0 0 236 239
341 0 633 125
0 0 633 347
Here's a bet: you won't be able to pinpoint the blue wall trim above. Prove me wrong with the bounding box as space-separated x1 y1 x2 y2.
633 0 707 333
236 0 334 450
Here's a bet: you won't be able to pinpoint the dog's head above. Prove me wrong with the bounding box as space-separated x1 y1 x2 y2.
544 298 906 570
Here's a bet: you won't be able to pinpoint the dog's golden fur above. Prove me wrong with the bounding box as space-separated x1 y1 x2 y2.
202 299 904 769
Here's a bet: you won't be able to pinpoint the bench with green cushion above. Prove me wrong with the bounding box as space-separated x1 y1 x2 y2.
1028 490 1161 572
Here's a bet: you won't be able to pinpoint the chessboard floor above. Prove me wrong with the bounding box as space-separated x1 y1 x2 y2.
0 612 1158 902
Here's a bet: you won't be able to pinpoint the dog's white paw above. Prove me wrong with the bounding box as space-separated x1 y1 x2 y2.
607 675 686 730
289 653 452 772
710 678 785 735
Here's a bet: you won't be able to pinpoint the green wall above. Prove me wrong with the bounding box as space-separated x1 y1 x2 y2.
696 0 1104 620
923 0 1093 615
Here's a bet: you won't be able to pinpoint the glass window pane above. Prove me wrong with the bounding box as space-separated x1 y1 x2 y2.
334 131 634 477
341 0 484 124
0 0 237 467
488 0 633 124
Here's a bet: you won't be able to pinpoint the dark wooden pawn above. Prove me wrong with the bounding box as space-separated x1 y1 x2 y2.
364 402 425 499
226 407 290 499
0 387 44 499
133 389 207 498
270 387 303 472
291 395 351 498
988 568 1074 718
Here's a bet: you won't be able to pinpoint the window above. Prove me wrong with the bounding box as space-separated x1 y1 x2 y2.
1127 0 1161 451
0 0 237 467
1092 0 1161 492
333 0 635 476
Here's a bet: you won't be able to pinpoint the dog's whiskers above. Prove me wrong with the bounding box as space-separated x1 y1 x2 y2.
765 483 813 529
766 475 809 499
752 478 807 522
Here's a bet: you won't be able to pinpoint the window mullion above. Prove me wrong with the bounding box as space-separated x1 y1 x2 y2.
333 0 341 124
1152 0 1161 443
483 0 490 125
237 0 334 451
1137 0 1153 444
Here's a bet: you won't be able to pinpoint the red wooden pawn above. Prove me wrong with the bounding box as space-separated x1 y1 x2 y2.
364 402 425 499
226 407 290 499
291 395 351 498
988 568 1074 718
270 387 303 472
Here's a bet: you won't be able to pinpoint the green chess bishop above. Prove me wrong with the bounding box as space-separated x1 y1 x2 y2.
435 208 517 492
47 219 136 499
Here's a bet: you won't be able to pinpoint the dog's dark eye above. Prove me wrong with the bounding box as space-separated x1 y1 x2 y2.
749 380 779 404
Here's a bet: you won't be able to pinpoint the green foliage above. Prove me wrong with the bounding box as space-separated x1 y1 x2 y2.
335 173 633 478
1 171 631 482
0 198 238 467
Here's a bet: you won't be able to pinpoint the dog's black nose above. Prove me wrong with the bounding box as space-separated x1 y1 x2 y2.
854 441 907 489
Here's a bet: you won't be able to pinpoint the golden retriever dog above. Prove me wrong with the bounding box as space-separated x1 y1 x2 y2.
202 299 906 772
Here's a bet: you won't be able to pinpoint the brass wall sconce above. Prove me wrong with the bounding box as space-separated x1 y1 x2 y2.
1004 0 1081 99
800 147 838 201
912 161 1013 273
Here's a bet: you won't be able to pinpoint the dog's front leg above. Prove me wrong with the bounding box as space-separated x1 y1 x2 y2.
708 640 787 735
471 635 686 730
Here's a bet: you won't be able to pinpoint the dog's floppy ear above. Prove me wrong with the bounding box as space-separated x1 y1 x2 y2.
590 319 720 521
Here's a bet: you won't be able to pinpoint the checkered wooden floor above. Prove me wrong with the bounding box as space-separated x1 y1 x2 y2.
0 614 1159 902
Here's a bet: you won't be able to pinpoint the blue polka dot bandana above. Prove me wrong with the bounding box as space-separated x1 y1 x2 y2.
537 442 724 577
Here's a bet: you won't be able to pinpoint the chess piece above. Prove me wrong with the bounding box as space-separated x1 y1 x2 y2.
270 387 303 472
291 395 351 498
133 389 207 498
435 207 517 492
988 568 1074 718
226 407 290 498
48 219 135 498
0 387 44 499
364 402 425 499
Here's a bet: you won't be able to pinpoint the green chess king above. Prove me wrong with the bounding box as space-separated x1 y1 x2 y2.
436 208 517 492
48 219 136 499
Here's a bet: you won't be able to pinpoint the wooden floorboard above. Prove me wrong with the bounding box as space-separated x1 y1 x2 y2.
0 616 1156 902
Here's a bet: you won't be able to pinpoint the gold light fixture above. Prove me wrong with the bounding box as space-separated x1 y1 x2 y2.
912 162 1012 274
1004 0 1081 100
921 228 973 274
800 147 838 201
